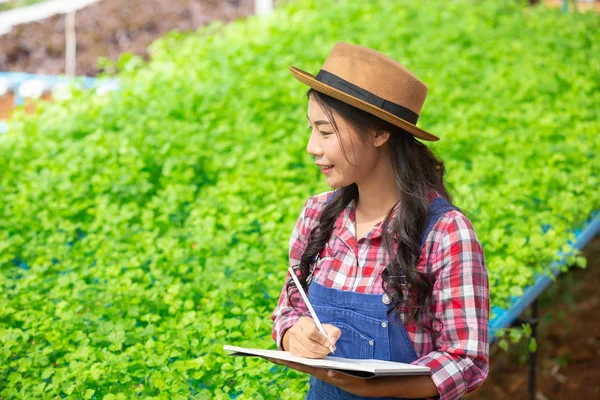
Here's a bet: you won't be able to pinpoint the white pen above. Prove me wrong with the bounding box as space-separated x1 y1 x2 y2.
288 266 335 355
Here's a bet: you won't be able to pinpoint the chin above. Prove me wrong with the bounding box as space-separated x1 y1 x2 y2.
324 177 339 189
325 176 350 190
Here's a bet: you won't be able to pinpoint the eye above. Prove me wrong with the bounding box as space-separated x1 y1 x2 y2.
308 126 332 136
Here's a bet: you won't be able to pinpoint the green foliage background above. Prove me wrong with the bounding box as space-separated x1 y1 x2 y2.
0 0 598 398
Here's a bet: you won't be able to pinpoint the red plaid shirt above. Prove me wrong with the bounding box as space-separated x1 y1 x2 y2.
270 190 490 400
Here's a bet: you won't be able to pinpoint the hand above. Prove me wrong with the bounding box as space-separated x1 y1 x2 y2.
283 316 341 358
267 358 372 397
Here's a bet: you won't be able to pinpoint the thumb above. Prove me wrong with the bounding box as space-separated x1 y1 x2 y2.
324 325 341 346
329 334 339 346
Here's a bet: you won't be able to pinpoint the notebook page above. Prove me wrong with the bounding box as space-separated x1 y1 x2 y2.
223 345 430 374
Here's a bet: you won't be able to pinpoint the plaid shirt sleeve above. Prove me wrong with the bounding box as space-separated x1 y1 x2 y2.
411 211 490 400
270 196 316 351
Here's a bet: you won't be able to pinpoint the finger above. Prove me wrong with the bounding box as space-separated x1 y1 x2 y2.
294 334 329 358
291 325 326 356
272 358 286 366
299 319 332 350
324 370 352 386
291 335 323 358
325 370 362 385
276 359 315 375
323 324 342 346
278 359 332 382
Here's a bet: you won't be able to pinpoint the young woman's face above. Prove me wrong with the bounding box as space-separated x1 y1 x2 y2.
306 95 384 188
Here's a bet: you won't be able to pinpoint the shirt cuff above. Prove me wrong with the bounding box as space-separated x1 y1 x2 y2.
412 352 467 400
275 314 302 351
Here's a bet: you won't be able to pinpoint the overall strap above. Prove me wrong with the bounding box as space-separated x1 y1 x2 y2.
395 196 457 285
325 190 338 205
418 196 458 251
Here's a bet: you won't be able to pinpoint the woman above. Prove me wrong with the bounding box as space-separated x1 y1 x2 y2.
269 42 489 400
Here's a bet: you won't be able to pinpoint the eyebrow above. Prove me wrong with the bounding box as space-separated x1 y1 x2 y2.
307 114 331 126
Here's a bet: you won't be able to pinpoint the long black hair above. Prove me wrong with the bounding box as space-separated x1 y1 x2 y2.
287 88 466 342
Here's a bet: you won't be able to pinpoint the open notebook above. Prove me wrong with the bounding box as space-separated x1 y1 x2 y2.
223 345 431 379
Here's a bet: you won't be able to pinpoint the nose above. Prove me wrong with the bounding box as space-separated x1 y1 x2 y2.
306 129 323 157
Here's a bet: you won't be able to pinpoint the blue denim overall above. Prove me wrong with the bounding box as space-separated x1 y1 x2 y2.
305 196 457 400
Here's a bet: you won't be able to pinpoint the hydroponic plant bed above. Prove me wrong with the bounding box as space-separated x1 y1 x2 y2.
466 233 600 399
0 72 118 135
0 0 264 76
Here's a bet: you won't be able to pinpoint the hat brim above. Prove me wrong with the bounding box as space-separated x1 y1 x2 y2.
288 65 439 142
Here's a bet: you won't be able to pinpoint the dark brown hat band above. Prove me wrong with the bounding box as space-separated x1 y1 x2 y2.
315 69 419 125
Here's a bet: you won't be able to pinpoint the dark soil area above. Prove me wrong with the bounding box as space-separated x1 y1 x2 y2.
544 0 600 13
466 233 600 400
0 0 286 120
0 0 263 76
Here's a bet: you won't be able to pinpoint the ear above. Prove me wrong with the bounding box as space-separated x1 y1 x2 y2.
372 128 391 148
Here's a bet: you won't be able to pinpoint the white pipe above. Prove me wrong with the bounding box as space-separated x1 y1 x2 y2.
65 10 76 77
0 77 9 96
0 0 100 36
18 79 46 98
255 0 273 16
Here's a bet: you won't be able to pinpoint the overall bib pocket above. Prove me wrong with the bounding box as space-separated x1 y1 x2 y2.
311 305 378 360
324 321 375 359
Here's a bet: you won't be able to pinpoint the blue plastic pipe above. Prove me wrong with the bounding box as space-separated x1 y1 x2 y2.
0 72 118 134
0 71 98 91
489 209 600 344
0 71 117 106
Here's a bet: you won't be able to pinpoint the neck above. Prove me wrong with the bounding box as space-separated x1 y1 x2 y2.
354 156 400 220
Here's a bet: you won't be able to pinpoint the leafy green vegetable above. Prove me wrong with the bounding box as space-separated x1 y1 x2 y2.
0 0 598 397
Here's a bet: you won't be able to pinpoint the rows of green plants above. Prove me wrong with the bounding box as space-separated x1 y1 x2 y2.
0 0 598 398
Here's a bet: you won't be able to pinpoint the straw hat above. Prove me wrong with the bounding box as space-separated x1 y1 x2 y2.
289 42 439 141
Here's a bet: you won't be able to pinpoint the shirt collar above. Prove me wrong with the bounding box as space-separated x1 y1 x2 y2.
332 190 442 241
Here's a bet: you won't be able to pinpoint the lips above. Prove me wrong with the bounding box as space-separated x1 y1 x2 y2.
318 164 334 175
